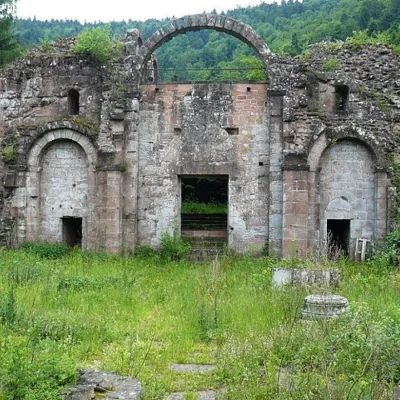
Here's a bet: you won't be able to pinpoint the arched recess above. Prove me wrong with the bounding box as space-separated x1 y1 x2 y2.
307 132 388 255
142 56 159 84
137 14 273 82
26 129 98 249
307 127 384 172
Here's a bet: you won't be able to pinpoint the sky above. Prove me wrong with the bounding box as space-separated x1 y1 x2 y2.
16 0 266 22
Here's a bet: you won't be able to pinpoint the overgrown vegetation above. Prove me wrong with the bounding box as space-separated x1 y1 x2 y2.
1 238 400 398
322 56 341 71
20 242 69 259
73 25 122 64
1 144 16 163
181 201 227 215
160 229 192 261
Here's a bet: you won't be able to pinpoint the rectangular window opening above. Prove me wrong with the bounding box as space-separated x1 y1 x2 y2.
335 85 349 111
327 219 350 258
180 175 228 249
62 217 83 248
225 127 239 135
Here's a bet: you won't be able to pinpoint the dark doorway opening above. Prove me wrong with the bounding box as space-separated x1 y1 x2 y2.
180 176 228 249
62 217 82 248
327 219 350 257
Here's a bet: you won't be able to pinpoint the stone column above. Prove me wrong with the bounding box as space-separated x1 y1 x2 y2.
375 170 388 243
122 98 140 252
95 169 123 253
307 170 319 253
26 168 40 242
268 91 284 256
282 165 309 258
85 166 97 251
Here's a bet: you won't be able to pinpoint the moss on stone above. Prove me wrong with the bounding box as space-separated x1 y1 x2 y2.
58 117 100 137
2 144 17 163
370 89 390 112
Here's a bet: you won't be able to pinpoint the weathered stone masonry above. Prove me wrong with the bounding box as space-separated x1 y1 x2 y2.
0 15 399 257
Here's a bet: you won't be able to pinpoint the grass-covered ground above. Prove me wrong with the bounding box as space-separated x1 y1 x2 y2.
1 245 400 399
181 201 228 215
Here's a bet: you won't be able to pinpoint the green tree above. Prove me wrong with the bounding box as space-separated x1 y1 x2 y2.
0 0 19 66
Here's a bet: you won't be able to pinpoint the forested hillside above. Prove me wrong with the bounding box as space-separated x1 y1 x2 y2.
14 0 400 80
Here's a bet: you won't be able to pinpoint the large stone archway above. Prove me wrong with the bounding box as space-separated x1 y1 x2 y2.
136 14 273 82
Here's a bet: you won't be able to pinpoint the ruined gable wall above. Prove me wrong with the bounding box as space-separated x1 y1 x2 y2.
270 44 400 256
138 83 269 250
0 40 106 247
272 44 400 155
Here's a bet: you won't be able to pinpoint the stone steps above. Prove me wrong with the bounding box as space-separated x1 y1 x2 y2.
166 390 217 400
165 363 222 400
188 248 224 261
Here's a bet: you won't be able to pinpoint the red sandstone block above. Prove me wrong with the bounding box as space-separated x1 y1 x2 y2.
295 202 309 215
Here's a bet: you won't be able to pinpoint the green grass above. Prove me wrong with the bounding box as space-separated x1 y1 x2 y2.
1 247 400 399
181 201 227 215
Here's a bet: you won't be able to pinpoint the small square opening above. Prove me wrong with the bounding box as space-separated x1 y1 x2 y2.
62 217 82 248
225 127 239 135
327 219 350 257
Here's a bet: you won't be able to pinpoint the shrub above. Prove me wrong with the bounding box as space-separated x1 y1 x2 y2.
0 335 76 399
322 57 340 71
20 242 69 260
161 229 191 261
365 229 400 268
135 245 159 259
382 229 400 265
73 25 121 64
2 144 16 163
345 30 390 49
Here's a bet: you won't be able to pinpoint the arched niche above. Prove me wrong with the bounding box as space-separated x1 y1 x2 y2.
26 129 97 249
142 56 159 83
317 139 379 254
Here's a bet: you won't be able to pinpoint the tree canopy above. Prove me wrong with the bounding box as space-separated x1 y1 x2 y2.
12 0 400 79
0 0 19 66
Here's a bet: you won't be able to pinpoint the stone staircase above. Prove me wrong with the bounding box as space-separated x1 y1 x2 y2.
181 214 227 258
165 363 222 400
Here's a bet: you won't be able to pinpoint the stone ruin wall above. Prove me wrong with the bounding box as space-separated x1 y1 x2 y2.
138 83 269 250
0 14 399 257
